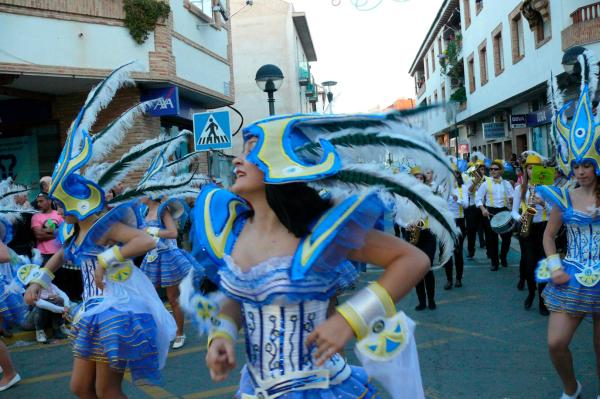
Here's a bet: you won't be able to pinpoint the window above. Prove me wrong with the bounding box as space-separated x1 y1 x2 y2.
463 0 471 28
441 83 446 103
510 6 525 64
478 40 488 86
185 0 214 23
434 90 438 104
438 37 443 55
492 24 504 76
425 57 430 80
467 53 475 93
475 0 483 14
431 48 435 72
535 15 552 47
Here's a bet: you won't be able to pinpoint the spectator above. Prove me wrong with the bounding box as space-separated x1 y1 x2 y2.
39 177 52 194
21 281 70 343
31 193 76 297
8 194 34 257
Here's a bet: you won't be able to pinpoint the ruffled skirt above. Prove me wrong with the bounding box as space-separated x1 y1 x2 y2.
542 262 600 316
237 365 380 399
70 266 177 385
141 248 194 287
0 279 26 328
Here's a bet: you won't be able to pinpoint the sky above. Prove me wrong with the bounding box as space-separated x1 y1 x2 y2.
290 0 444 113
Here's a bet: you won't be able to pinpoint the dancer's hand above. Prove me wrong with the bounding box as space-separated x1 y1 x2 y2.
24 283 42 305
95 266 106 291
306 313 354 366
206 337 236 381
551 269 570 285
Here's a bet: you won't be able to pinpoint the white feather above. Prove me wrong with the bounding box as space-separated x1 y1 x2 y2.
582 49 600 122
311 163 458 265
90 100 158 162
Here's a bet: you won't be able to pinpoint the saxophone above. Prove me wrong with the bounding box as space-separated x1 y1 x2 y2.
467 166 483 193
519 186 537 238
409 220 426 244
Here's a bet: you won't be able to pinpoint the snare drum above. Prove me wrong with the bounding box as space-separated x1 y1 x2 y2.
490 211 516 234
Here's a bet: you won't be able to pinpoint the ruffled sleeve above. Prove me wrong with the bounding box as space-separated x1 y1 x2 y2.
291 191 386 281
157 198 187 228
536 185 570 212
80 201 143 252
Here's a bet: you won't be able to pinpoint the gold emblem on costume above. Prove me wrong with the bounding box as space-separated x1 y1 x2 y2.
108 263 133 282
575 268 600 287
356 312 409 361
146 249 158 263
535 260 552 281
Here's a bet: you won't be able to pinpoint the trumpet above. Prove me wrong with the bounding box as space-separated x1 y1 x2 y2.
467 166 483 193
408 220 426 245
519 186 537 238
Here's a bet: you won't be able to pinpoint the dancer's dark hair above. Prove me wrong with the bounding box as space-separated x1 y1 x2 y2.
265 183 332 238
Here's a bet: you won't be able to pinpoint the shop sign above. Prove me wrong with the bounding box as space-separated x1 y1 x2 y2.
510 114 527 128
458 143 470 154
526 108 552 127
193 111 232 151
141 86 180 116
483 122 506 140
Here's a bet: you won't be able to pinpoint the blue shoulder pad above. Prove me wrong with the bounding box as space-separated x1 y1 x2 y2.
57 222 75 246
80 201 143 250
291 192 384 281
0 217 13 244
192 185 251 267
157 198 187 228
536 185 570 212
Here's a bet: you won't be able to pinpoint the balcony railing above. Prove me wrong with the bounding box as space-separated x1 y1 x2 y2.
571 2 600 23
416 81 426 98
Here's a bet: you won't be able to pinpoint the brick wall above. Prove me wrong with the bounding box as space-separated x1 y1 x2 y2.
562 18 600 51
1 0 126 20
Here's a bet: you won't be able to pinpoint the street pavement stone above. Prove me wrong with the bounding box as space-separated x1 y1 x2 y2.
4 244 596 398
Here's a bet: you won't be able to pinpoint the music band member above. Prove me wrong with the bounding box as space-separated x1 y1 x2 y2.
475 160 514 271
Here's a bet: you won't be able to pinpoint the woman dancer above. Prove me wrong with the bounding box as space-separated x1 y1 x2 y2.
141 196 194 349
536 52 600 399
24 63 177 398
511 152 550 315
191 113 458 398
443 164 468 290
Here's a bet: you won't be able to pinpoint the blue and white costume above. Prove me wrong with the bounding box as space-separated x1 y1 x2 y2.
58 203 176 384
185 112 460 399
0 220 26 329
141 199 196 287
536 186 600 315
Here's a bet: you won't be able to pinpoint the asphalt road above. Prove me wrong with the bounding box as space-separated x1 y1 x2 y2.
3 243 596 399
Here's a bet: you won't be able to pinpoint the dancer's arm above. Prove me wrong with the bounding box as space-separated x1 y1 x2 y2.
157 212 178 239
543 206 569 284
206 298 241 382
24 249 65 305
0 242 9 263
308 230 429 365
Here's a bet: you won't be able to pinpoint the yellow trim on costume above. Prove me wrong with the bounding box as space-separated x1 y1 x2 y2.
487 178 507 207
458 186 463 218
336 302 368 340
113 246 125 262
255 116 338 180
30 267 55 289
297 193 368 269
203 190 245 261
207 331 234 347
368 282 396 317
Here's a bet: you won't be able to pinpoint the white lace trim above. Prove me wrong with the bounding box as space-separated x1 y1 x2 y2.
222 255 293 281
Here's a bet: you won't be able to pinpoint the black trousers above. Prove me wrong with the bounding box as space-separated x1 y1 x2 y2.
519 222 548 301
482 207 512 268
465 206 485 255
395 225 436 305
444 218 466 282
42 254 83 301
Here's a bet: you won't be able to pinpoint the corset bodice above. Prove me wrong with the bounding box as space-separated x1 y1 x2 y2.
564 222 600 268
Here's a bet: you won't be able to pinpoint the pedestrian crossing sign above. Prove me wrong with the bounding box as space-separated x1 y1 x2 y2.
193 111 232 151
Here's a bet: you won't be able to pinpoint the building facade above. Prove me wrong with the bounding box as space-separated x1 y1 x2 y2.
409 0 600 160
226 0 320 153
0 0 235 190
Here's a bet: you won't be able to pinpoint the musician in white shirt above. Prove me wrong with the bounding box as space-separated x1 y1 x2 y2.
510 153 551 315
443 167 469 289
475 159 515 271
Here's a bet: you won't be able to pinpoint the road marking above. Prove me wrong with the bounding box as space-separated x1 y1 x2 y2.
435 295 480 305
20 370 72 385
418 321 510 344
124 372 176 399
182 385 238 398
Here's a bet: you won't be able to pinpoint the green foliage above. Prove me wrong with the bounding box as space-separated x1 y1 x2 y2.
449 86 466 103
440 33 463 82
123 0 171 45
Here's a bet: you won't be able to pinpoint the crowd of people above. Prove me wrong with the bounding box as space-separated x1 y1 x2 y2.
0 52 596 399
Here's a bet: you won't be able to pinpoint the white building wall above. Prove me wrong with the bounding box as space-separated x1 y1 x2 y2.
171 2 229 59
0 13 152 71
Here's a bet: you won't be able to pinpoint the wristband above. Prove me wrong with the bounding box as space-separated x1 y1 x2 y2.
97 246 126 270
547 254 563 273
30 267 55 289
146 226 160 238
336 282 395 340
207 315 239 347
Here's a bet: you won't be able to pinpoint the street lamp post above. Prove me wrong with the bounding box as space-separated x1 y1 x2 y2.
321 80 337 114
255 64 284 116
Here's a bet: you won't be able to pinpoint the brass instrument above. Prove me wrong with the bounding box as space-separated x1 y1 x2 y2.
519 186 537 238
408 220 426 245
467 166 483 193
